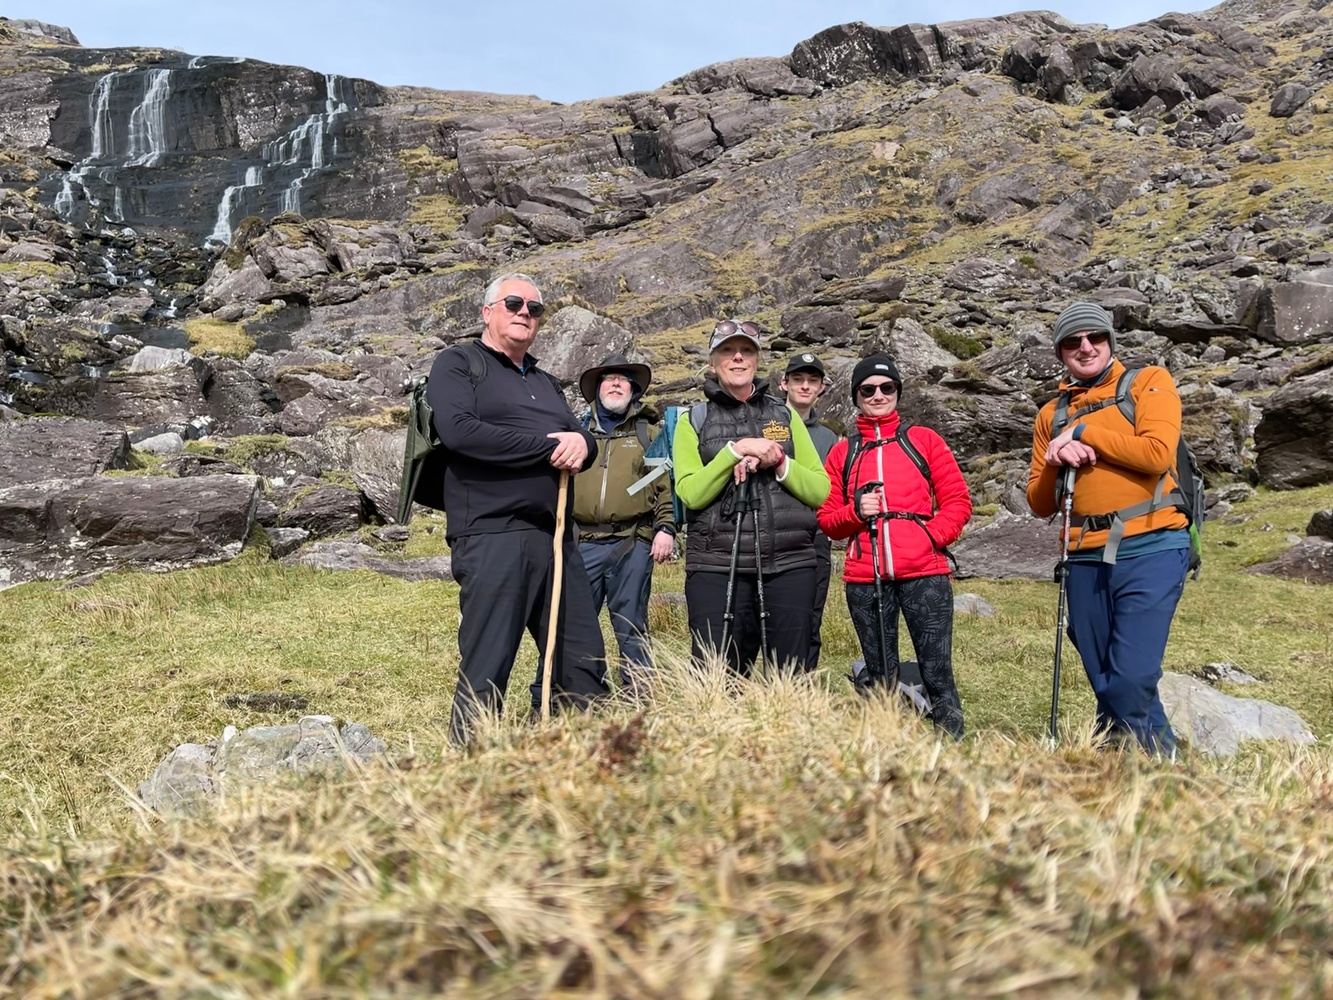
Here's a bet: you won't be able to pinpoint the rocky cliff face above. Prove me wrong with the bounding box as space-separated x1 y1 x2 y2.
1 1 1331 583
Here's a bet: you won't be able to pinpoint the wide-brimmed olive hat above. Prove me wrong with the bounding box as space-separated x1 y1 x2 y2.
578 352 653 403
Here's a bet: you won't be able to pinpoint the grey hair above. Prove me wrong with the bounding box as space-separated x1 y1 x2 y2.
483 271 543 306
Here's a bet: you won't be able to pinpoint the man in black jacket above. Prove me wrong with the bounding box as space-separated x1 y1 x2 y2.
428 272 609 744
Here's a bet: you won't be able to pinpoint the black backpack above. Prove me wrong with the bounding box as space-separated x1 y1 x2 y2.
395 340 488 524
841 426 959 572
1051 366 1205 578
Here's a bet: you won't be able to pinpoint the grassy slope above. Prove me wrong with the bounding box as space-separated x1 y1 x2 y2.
1 486 1331 994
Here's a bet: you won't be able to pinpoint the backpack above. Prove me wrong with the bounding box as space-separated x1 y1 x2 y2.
1051 366 1205 578
395 340 488 524
840 425 959 572
631 403 695 526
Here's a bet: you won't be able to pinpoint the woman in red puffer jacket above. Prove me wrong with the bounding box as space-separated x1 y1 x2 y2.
818 354 972 737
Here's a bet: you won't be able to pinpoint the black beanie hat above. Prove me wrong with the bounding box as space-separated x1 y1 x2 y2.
850 354 903 399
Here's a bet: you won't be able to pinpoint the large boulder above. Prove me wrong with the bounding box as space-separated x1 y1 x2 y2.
0 416 130 485
536 305 637 385
1159 673 1316 756
1253 270 1333 346
0 475 261 588
137 716 386 814
951 511 1061 580
1254 367 1333 488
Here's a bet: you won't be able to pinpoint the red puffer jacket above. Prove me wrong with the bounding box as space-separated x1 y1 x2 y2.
817 411 972 583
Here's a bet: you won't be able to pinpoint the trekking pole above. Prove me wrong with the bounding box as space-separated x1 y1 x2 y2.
719 476 749 662
862 481 897 691
540 469 571 722
751 494 769 672
1048 464 1077 743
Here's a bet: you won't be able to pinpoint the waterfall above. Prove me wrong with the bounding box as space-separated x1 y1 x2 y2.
126 69 173 166
209 73 351 237
208 166 264 245
54 67 178 225
264 73 349 216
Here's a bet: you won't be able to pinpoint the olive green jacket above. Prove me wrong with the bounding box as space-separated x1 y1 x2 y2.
572 402 674 543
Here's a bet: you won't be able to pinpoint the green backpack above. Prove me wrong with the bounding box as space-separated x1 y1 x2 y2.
1051 367 1205 578
395 341 487 524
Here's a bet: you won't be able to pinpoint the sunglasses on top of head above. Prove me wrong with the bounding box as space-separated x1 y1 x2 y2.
488 294 546 318
1060 331 1109 349
713 319 760 340
857 382 898 400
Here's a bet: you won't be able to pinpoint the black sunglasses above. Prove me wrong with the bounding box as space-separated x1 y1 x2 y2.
857 381 899 400
489 294 546 318
1060 331 1109 349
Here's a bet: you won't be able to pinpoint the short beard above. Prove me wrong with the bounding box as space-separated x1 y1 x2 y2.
600 395 630 416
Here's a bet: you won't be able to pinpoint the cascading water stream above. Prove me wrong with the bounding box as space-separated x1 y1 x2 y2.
209 74 352 243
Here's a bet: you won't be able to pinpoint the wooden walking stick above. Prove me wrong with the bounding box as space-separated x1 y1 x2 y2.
540 469 571 722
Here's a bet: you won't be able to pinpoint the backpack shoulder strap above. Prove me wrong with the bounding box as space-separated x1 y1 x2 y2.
1051 389 1073 437
895 426 932 487
634 417 652 451
689 401 708 435
450 339 488 386
1115 367 1141 426
840 429 863 499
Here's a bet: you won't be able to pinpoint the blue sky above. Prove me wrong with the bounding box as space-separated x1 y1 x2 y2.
21 1 1214 103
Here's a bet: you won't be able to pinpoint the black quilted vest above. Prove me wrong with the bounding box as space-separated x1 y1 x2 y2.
685 378 818 575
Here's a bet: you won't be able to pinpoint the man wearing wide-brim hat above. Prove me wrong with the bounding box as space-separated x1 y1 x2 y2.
562 352 675 691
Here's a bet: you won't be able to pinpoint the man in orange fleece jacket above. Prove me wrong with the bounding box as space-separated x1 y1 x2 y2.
1027 301 1190 756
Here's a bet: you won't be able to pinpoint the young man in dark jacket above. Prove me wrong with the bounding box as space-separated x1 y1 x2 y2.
428 272 609 744
779 352 839 669
564 353 675 691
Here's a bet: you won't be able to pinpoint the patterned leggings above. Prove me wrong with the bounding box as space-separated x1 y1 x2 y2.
846 574 964 739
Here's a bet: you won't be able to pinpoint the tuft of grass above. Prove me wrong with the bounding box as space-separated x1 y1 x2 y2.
184 316 256 359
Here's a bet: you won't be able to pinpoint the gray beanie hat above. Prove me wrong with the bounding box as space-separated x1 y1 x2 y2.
1052 301 1117 355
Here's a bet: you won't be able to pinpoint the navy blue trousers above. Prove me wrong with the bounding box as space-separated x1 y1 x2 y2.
578 536 654 683
1065 547 1187 754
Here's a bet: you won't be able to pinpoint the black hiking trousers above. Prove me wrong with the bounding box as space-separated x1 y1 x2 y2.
448 528 609 745
846 574 964 739
686 566 816 676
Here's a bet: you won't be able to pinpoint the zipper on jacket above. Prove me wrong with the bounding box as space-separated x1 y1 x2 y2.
874 423 895 579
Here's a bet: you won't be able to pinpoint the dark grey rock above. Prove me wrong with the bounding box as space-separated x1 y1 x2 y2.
275 483 364 537
1246 538 1333 584
0 474 260 588
1254 367 1333 488
1269 82 1312 118
1308 510 1333 540
0 416 130 485
952 511 1061 580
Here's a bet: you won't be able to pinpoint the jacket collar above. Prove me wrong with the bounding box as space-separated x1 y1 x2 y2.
703 375 769 407
1059 357 1123 396
853 410 902 438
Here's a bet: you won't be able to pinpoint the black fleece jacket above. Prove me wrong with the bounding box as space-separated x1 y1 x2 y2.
428 340 597 542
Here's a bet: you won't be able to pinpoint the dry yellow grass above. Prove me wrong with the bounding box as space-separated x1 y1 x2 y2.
1 486 1331 995
2 666 1330 996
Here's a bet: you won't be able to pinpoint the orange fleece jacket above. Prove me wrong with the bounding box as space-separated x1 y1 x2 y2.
1027 359 1188 552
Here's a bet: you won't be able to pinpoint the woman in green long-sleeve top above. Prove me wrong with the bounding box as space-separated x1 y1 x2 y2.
672 319 830 675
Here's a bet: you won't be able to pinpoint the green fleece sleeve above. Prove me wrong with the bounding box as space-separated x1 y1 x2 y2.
672 410 739 510
778 408 831 508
